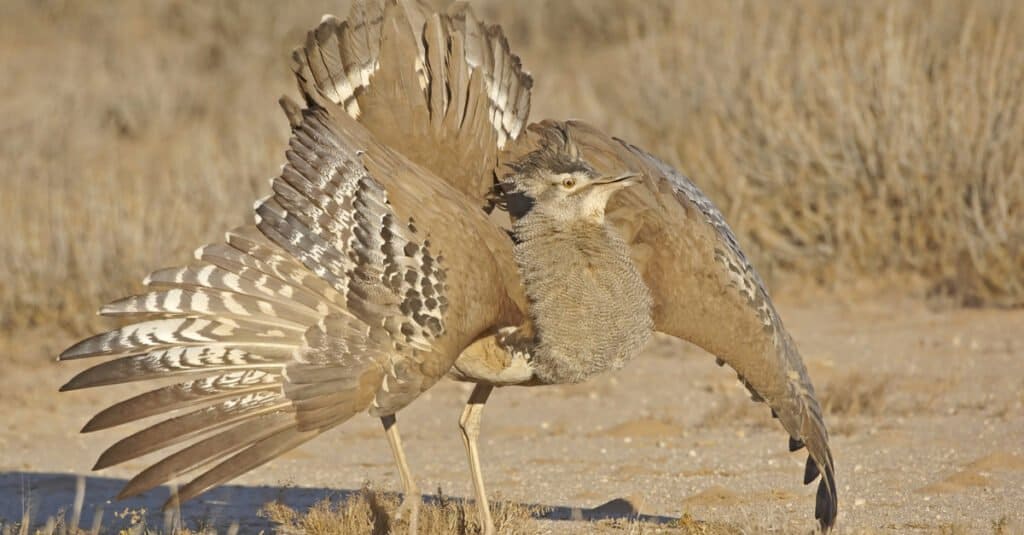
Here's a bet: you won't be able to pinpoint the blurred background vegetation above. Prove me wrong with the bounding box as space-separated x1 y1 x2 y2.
1 0 1022 336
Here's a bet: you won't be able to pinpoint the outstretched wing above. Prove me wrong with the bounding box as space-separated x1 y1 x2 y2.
291 0 532 201
505 120 838 531
59 103 521 506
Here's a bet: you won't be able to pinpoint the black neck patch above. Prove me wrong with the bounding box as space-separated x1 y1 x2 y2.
504 190 535 219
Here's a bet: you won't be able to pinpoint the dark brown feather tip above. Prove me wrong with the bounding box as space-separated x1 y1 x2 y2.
814 463 838 531
803 455 820 484
789 436 805 452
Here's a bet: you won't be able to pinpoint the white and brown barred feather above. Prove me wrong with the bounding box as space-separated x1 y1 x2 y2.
292 0 532 200
58 107 449 507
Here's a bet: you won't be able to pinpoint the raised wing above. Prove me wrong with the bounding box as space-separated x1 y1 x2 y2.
504 120 838 530
59 104 522 506
291 0 532 201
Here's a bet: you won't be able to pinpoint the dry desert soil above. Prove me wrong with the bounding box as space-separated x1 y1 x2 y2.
1 295 1022 533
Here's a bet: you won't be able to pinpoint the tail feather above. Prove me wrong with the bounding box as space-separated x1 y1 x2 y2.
423 14 449 133
305 16 353 110
291 0 532 199
294 1 389 117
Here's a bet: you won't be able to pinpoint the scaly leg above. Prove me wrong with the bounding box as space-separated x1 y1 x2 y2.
382 415 419 535
459 383 495 535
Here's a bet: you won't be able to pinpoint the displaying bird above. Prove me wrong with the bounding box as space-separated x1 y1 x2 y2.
58 1 837 533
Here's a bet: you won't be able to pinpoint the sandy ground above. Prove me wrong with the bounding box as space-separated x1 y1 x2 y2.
1 295 1022 533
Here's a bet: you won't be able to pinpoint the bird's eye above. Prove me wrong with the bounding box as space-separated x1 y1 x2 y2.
561 177 576 189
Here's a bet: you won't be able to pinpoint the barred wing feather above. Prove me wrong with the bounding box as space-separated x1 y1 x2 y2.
59 108 457 507
293 0 532 200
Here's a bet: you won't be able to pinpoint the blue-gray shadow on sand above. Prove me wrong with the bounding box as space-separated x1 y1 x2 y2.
0 472 677 531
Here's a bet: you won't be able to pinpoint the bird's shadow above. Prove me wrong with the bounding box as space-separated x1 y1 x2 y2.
0 471 678 531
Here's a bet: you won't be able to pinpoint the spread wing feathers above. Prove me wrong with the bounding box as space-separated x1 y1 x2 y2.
257 107 449 415
631 140 838 532
59 102 455 503
508 121 838 531
292 0 532 200
56 225 345 499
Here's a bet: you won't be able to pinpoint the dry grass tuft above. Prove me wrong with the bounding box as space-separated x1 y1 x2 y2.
3 0 1023 335
671 511 740 535
260 487 541 535
820 372 889 418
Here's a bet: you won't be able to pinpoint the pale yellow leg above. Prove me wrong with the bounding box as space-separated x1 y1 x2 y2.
382 415 419 535
459 384 495 535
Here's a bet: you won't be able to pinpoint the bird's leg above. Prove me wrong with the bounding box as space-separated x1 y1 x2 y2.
458 383 495 535
382 414 419 534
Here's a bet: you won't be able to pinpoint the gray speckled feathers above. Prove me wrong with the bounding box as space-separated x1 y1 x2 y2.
512 214 652 384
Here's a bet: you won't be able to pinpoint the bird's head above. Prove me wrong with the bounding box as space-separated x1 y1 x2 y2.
497 128 639 224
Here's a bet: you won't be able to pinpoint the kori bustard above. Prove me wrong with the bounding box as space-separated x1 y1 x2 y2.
59 1 837 532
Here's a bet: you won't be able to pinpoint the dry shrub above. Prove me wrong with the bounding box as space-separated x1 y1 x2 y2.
820 372 889 417
2 0 1023 335
260 487 540 535
697 393 775 430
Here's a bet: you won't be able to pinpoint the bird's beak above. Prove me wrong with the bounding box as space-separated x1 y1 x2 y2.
594 171 641 188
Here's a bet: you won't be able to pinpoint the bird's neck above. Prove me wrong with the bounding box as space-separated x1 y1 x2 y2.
511 212 653 384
